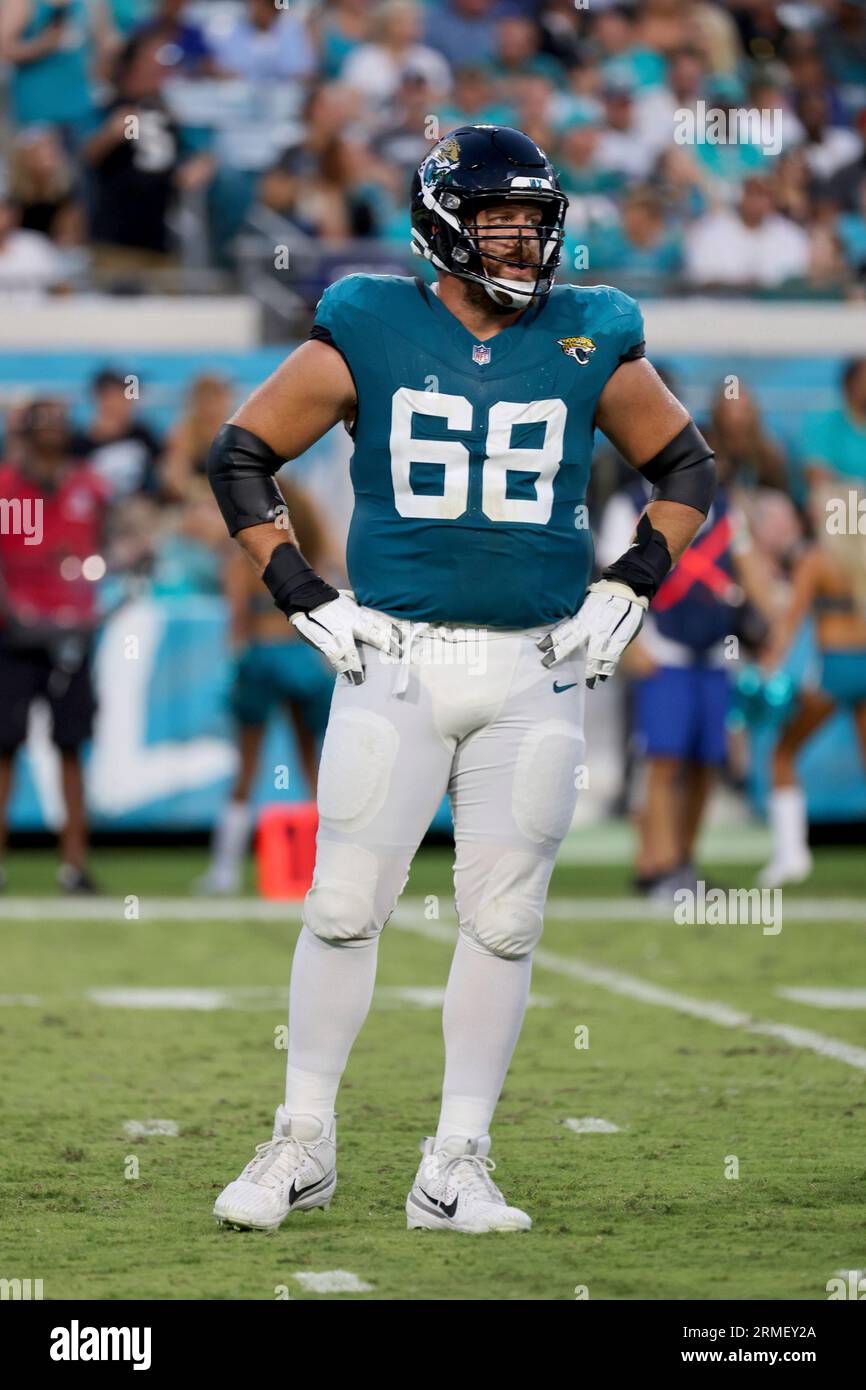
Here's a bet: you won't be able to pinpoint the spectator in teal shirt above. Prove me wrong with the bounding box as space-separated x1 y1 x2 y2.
105 0 156 36
554 106 626 197
692 77 773 190
802 359 866 485
436 63 515 132
837 180 866 278
316 0 373 80
588 187 684 287
591 5 668 92
2 0 95 132
838 206 866 276
496 13 566 90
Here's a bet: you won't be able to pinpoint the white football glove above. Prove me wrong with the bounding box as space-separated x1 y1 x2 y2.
537 579 648 689
290 591 400 684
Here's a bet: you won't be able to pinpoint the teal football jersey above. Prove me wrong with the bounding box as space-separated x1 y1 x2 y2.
310 274 645 627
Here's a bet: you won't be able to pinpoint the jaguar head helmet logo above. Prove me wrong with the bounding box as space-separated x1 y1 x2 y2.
422 136 461 186
557 335 596 366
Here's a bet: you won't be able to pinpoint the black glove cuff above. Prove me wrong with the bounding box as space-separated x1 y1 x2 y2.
262 543 339 616
602 512 672 601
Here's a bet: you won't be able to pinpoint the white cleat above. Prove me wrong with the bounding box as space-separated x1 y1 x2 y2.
757 852 813 889
406 1134 531 1234
213 1108 336 1232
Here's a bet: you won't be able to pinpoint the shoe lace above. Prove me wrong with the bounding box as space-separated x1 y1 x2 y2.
241 1136 308 1189
441 1152 502 1202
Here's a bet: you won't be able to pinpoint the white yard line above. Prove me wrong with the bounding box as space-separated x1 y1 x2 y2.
292 1271 373 1294
0 897 306 921
2 984 553 1012
778 988 866 1009
391 909 866 1074
123 1119 178 1137
1 895 865 922
558 821 773 865
564 1117 624 1134
87 986 286 1011
3 897 866 1072
541 898 866 922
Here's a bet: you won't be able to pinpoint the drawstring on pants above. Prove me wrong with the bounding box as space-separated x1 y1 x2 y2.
393 621 430 696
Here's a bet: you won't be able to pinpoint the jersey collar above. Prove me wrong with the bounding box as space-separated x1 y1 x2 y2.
415 277 545 369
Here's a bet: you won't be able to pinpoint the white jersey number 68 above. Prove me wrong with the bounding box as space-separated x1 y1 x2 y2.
389 387 566 526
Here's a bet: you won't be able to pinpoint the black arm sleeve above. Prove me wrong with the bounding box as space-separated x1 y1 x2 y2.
207 423 338 614
618 339 646 365
206 423 287 537
639 420 716 517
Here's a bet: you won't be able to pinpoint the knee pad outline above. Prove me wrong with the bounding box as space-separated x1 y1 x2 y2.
303 840 383 944
463 893 544 959
303 882 379 945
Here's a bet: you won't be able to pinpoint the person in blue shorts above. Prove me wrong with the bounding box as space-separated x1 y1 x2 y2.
601 464 771 898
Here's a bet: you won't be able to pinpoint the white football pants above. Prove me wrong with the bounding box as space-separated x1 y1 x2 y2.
305 617 587 958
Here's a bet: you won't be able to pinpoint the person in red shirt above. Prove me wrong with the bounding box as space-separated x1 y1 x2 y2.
0 398 109 892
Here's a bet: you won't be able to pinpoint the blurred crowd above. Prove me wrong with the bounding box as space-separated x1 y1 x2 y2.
2 0 866 301
0 369 251 600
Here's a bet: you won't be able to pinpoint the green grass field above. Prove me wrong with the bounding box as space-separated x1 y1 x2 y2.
1 843 865 1301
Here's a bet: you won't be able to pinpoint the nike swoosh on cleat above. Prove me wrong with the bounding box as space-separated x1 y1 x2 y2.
418 1186 458 1219
552 681 578 693
288 1173 331 1207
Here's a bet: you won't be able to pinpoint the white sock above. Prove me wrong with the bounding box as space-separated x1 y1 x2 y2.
769 786 809 863
435 934 532 1148
284 925 379 1126
209 800 253 882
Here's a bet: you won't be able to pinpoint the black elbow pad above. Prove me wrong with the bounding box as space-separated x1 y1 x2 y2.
207 423 287 536
640 421 716 517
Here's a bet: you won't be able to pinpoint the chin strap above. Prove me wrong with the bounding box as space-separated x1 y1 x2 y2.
482 277 536 308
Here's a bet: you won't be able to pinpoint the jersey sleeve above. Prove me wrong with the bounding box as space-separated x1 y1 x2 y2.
601 287 646 366
308 275 375 414
309 281 347 351
308 276 362 367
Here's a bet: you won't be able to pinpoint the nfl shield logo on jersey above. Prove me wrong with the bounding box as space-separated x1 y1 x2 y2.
472 343 491 365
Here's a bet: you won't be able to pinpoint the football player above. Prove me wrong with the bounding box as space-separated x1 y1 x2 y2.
208 126 715 1234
